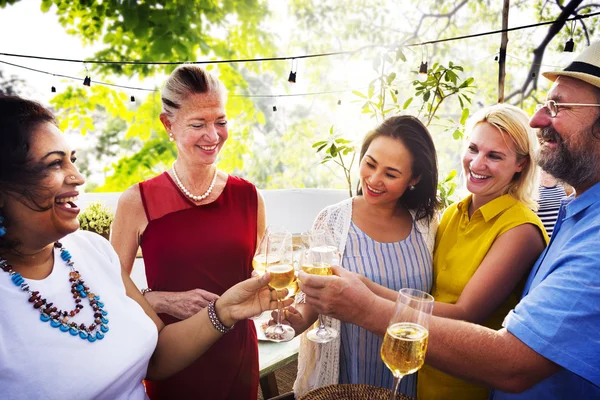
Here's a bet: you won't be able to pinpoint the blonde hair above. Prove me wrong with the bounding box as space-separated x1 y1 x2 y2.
465 104 539 210
161 65 227 118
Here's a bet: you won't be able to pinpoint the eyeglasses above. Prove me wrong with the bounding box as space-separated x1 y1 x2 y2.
536 100 600 118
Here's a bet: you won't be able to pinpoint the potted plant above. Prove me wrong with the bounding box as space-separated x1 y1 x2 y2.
78 201 114 240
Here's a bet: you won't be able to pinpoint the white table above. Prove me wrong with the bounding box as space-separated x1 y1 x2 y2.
258 336 300 398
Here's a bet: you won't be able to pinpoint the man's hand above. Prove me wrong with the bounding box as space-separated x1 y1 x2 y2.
298 265 378 325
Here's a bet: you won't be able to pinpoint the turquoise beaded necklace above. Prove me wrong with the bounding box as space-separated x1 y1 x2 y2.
0 242 109 343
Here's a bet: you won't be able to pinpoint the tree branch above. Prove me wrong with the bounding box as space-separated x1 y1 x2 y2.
498 0 510 103
407 0 470 43
505 0 584 104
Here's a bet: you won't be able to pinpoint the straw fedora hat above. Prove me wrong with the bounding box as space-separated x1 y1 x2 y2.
543 41 600 89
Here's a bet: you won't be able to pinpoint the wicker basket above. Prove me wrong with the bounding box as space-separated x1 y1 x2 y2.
297 384 414 400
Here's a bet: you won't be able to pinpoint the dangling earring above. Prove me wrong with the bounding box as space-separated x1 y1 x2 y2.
0 215 6 237
409 185 416 191
169 132 175 142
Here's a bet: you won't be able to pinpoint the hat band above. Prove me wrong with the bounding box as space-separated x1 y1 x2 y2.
564 61 600 78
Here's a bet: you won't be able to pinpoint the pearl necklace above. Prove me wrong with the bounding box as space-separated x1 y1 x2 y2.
0 242 109 343
172 161 218 202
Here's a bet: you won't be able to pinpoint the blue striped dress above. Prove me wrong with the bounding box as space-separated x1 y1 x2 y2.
338 220 433 397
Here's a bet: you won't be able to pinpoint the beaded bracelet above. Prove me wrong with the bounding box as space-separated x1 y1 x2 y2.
207 299 234 334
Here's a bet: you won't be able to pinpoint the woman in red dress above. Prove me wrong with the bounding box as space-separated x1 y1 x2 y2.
111 65 265 399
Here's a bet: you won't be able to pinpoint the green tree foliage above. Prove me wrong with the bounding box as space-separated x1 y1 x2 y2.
3 0 598 194
34 0 273 78
97 137 176 191
2 0 279 192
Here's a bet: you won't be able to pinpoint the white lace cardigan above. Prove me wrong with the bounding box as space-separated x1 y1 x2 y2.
293 198 438 396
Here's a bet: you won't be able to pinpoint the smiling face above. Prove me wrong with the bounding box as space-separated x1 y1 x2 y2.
0 122 85 246
161 91 228 167
462 122 525 207
359 136 419 208
530 77 600 192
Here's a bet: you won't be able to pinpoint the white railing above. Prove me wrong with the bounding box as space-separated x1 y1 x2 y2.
79 188 348 234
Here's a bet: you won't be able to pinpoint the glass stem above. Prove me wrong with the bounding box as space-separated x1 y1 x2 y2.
389 375 403 400
275 295 283 327
317 314 326 331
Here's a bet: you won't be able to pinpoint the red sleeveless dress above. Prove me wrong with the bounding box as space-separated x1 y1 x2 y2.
139 172 259 400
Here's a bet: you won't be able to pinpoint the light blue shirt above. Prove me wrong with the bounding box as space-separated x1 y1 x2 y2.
492 181 600 399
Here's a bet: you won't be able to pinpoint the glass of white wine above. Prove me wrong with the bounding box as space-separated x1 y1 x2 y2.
263 232 296 342
252 225 289 277
380 288 434 400
250 226 289 320
301 230 340 344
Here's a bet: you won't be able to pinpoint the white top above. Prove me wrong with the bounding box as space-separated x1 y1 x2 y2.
294 198 437 397
0 230 158 400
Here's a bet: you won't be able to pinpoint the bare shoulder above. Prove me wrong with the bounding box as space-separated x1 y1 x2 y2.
501 222 545 243
256 187 266 237
118 184 143 207
114 184 146 227
256 189 265 208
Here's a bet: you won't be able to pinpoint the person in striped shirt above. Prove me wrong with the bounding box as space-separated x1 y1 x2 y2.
536 170 570 236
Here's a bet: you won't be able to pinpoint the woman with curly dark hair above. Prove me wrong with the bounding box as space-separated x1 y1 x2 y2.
0 95 283 399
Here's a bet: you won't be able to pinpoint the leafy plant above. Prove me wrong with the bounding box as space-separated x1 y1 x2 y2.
413 61 474 137
312 126 357 197
78 201 114 239
438 170 458 209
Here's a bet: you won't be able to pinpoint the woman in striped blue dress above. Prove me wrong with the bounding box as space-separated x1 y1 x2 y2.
286 116 440 398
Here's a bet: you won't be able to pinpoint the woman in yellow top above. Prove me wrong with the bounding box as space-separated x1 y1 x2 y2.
417 104 549 400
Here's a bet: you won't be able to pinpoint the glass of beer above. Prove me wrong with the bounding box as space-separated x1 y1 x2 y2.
302 230 340 343
380 288 434 400
263 233 296 342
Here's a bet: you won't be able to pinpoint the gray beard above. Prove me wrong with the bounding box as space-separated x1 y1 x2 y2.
536 130 600 190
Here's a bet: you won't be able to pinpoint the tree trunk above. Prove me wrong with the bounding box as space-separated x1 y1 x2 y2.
498 0 510 103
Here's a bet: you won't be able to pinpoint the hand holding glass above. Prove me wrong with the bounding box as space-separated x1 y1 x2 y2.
262 231 296 342
301 230 339 343
380 288 434 400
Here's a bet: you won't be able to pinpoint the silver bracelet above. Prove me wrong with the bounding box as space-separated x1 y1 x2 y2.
207 299 234 334
141 287 152 296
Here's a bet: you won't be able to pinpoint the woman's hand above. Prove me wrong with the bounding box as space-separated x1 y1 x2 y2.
269 305 306 331
215 273 293 327
145 289 219 320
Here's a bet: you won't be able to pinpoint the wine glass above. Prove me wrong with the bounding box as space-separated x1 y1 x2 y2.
263 232 296 342
250 226 289 320
380 288 434 400
287 232 311 300
301 230 340 343
252 225 289 276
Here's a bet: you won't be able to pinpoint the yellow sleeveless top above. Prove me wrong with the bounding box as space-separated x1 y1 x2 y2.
418 194 548 400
